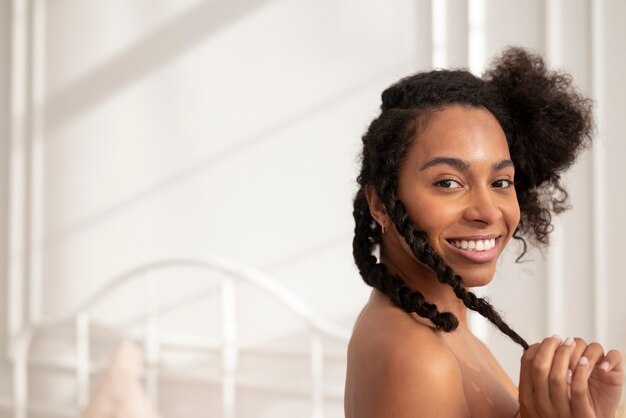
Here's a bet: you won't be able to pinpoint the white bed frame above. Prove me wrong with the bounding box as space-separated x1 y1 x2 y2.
3 256 350 418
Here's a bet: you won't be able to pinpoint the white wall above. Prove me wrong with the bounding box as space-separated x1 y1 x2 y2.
5 0 427 415
603 0 626 365
37 0 427 334
0 0 12 399
3 0 626 414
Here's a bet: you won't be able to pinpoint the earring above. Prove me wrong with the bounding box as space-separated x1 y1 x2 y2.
381 223 388 234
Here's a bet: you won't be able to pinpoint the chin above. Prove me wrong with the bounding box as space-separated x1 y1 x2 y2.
449 264 496 288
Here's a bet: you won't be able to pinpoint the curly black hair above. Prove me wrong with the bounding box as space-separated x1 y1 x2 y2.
353 47 593 350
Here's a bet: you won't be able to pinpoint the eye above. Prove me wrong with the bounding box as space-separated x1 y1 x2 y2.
492 179 514 188
436 179 462 189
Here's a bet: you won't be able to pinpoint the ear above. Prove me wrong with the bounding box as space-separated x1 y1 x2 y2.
365 185 391 230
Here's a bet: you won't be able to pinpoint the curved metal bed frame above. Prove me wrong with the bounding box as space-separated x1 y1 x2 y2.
7 256 350 418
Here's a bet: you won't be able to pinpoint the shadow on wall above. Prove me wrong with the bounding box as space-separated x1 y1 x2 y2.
42 53 412 252
44 0 274 135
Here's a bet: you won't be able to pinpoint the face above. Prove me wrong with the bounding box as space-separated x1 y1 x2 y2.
396 105 520 287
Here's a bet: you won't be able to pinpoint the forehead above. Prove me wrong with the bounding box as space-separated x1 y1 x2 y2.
405 105 510 164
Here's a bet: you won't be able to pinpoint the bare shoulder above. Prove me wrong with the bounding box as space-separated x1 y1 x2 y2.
345 294 470 418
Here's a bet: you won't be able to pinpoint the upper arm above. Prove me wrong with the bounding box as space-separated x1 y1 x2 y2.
351 335 470 418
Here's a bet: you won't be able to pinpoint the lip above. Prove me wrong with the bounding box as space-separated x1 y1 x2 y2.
444 236 501 264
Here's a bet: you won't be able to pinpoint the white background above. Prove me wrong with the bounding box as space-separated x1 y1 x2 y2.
1 0 625 415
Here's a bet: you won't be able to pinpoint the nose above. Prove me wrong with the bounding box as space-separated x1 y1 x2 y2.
462 187 502 225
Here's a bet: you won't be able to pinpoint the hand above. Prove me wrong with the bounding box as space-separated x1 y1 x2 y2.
519 335 623 418
585 346 623 418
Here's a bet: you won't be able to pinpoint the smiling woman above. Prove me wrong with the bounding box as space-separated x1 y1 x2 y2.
344 48 624 418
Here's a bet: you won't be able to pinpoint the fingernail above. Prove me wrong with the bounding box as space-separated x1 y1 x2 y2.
579 356 589 366
599 361 610 371
566 369 573 384
563 337 575 346
552 334 562 341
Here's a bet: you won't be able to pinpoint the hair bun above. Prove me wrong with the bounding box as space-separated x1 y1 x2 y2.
483 47 593 189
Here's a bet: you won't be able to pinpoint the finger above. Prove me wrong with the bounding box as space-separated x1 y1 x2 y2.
549 337 576 416
597 349 623 372
531 336 563 416
568 337 588 371
571 356 594 417
579 342 605 380
519 343 540 417
565 337 588 402
591 349 624 386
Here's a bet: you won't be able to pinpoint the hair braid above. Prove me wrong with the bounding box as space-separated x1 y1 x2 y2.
352 189 458 331
384 198 529 349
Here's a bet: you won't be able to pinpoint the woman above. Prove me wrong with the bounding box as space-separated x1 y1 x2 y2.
344 47 623 418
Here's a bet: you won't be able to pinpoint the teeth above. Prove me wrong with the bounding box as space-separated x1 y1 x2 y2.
451 238 497 252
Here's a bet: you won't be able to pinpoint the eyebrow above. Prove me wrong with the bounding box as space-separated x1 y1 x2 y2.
419 157 514 171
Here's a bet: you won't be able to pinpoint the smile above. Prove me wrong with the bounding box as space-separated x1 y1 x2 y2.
444 236 501 263
450 238 496 251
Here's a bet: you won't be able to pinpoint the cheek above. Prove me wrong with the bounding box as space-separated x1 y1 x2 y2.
405 197 459 238
503 198 521 238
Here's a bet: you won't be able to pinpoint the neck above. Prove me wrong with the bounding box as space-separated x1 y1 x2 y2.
380 249 469 329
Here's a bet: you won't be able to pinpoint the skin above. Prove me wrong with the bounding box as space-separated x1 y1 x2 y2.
344 105 623 418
